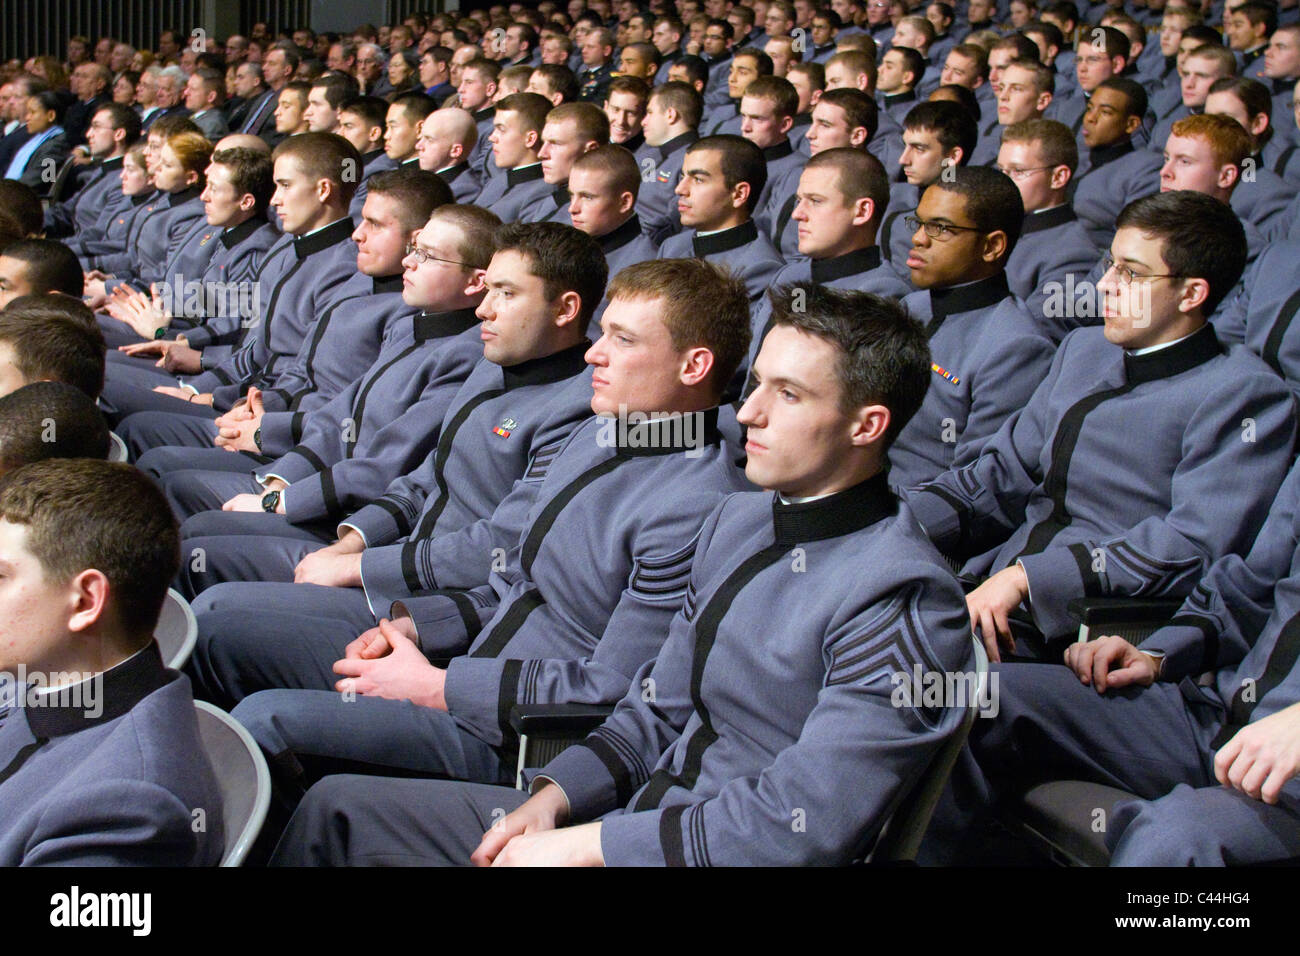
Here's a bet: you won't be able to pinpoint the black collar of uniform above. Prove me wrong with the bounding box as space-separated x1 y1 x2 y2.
658 130 699 160
772 471 897 546
1021 204 1077 234
167 184 202 207
1123 323 1223 386
763 139 794 162
362 148 385 166
220 215 267 249
599 214 643 253
614 406 722 457
99 154 124 172
294 217 354 259
502 339 591 389
869 22 893 35
968 19 993 31
929 271 1010 322
130 191 154 208
693 219 759 257
437 161 469 182
1274 77 1297 95
1242 45 1265 65
1086 138 1135 170
620 131 646 153
1164 54 1178 75
790 112 812 132
474 106 496 123
372 272 404 294
813 41 836 57
811 245 882 283
551 181 569 207
705 52 732 68
24 642 170 738
507 162 544 187
414 306 481 342
883 89 917 107
663 49 683 65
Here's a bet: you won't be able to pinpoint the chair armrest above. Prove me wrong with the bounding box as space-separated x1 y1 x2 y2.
509 703 615 738
1065 597 1184 628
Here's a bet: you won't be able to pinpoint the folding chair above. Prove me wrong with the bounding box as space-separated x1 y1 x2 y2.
154 588 198 670
193 701 272 867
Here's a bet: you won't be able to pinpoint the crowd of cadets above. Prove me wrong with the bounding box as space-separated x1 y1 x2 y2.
0 0 1299 867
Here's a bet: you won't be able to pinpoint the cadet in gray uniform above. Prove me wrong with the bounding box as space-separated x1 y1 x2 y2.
926 456 1300 865
156 205 501 583
114 166 450 458
106 147 280 372
634 82 702 244
909 191 1297 661
269 283 975 867
98 134 365 428
746 148 912 388
43 102 139 239
1213 238 1300 400
875 101 978 276
224 259 755 807
516 103 610 224
1071 78 1162 250
999 119 1104 343
889 167 1055 490
0 460 223 866
186 223 608 702
473 93 555 223
738 76 807 234
761 89 879 259
656 135 784 302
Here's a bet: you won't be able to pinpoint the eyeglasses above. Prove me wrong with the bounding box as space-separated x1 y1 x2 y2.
903 214 984 240
404 243 468 268
995 164 1056 180
1102 252 1184 286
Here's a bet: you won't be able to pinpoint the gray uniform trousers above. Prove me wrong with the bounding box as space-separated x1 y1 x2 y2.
271 776 527 866
922 661 1300 866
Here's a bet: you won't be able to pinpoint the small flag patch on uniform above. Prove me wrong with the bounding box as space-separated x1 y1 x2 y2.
931 362 960 386
657 170 671 182
493 418 517 438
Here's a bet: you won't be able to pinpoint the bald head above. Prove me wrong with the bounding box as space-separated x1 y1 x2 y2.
214 133 272 153
415 107 478 171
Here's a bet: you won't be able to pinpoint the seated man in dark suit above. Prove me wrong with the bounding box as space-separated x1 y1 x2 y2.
0 458 223 866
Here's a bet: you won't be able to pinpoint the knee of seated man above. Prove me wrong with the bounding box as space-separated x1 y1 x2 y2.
1107 785 1232 866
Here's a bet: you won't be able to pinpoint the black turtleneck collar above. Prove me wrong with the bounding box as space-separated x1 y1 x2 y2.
791 112 812 131
1242 45 1265 65
362 148 386 166
167 183 202 207
658 130 699 159
693 219 759 257
1123 323 1223 386
763 139 794 162
550 182 569 207
372 273 404 294
506 162 545 187
502 339 591 390
220 215 268 248
811 245 883 283
1022 204 1077 234
100 154 124 172
414 306 481 342
1084 138 1135 171
620 131 646 153
772 471 897 547
23 642 171 739
474 105 496 123
884 89 917 106
293 217 354 259
129 191 154 208
928 271 1011 326
609 406 722 457
1273 77 1297 96
599 214 643 253
968 18 993 31
438 161 469 182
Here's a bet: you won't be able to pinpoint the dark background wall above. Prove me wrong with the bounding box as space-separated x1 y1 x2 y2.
1 0 466 61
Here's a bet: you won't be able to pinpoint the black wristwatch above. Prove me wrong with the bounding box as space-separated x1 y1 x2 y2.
253 427 262 451
261 489 281 513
